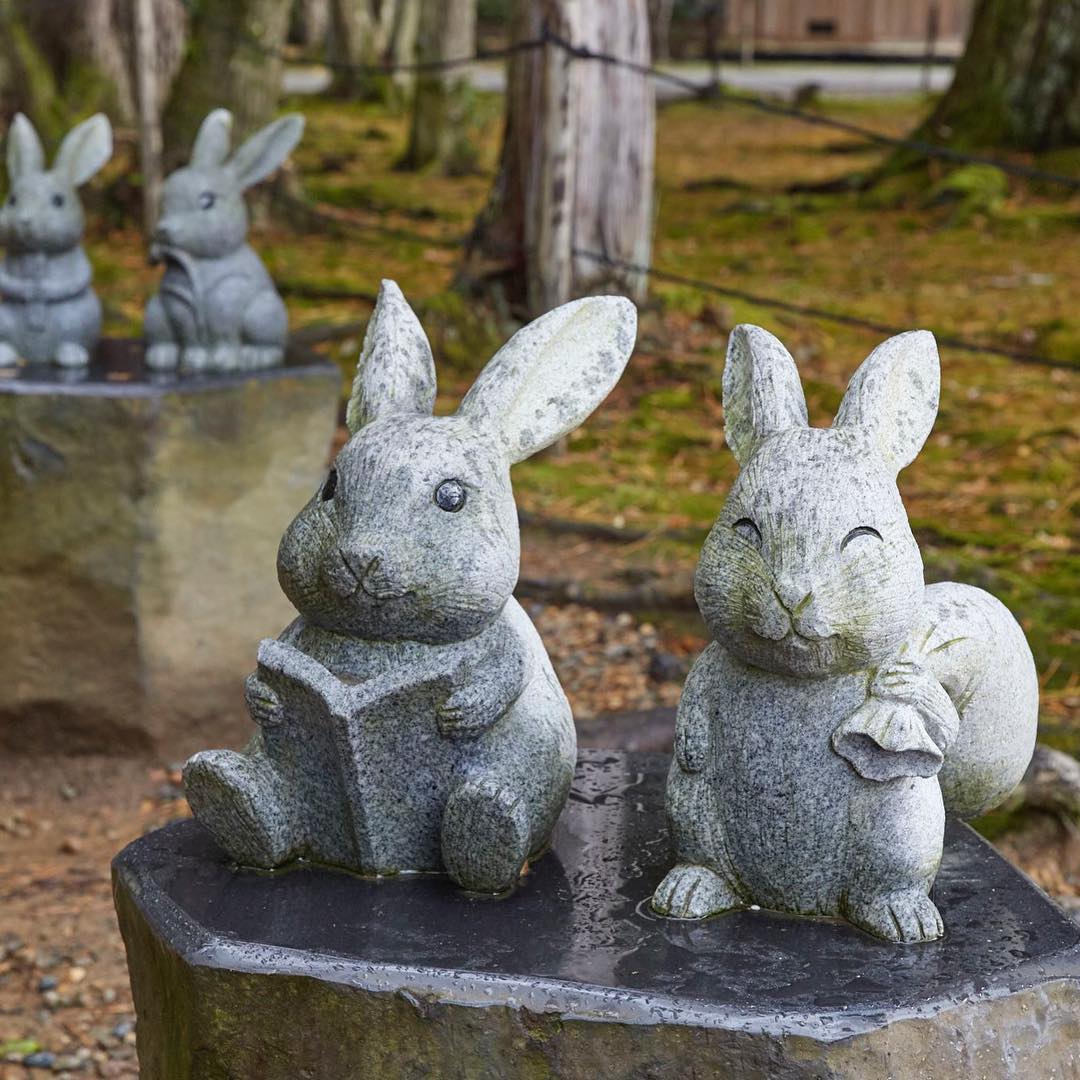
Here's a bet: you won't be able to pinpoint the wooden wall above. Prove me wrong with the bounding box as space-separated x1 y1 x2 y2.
725 0 974 51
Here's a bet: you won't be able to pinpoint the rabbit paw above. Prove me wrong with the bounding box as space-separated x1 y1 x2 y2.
845 889 944 943
239 345 284 370
55 342 89 368
651 864 739 919
0 343 17 367
145 343 179 371
441 778 530 893
245 672 285 726
180 346 210 371
182 749 295 867
437 687 504 739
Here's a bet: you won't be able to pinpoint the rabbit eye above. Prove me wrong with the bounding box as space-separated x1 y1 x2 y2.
841 525 883 551
733 517 762 546
434 479 466 513
320 468 337 502
51 194 64 207
199 192 215 210
7 195 15 206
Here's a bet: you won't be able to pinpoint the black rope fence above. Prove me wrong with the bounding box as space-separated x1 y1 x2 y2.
260 23 1080 193
230 17 1080 371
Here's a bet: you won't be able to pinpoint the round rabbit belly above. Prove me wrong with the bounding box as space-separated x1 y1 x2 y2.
709 654 942 916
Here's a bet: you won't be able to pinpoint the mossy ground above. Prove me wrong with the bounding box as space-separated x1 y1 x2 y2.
82 84 1078 749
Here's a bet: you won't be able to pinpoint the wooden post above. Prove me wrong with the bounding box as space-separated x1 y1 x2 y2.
528 1 577 314
462 0 655 317
133 0 163 237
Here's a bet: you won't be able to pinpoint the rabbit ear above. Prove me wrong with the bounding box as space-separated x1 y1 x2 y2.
346 280 436 434
834 331 939 472
8 113 45 180
457 296 636 464
722 325 808 465
191 108 233 168
229 114 304 190
53 114 112 187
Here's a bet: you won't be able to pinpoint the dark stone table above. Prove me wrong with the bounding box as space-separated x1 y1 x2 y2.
113 750 1080 1079
0 339 340 757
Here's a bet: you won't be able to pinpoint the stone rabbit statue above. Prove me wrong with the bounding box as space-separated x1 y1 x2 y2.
184 280 637 893
652 326 1038 942
0 113 112 366
144 108 303 372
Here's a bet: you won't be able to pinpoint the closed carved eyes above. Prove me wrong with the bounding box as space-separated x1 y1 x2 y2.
320 468 337 502
841 525 883 550
198 191 215 210
434 479 467 513
732 517 762 546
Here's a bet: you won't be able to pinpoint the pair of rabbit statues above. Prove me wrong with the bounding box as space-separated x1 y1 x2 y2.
0 109 302 371
184 279 1038 945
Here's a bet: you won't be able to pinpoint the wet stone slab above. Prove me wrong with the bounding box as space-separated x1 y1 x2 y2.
114 750 1080 1079
0 339 339 757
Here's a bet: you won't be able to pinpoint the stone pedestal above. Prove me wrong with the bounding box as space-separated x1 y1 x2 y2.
113 750 1080 1079
0 340 340 756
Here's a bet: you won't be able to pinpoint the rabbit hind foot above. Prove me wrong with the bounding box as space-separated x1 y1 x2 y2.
651 863 740 919
183 749 296 868
441 777 531 894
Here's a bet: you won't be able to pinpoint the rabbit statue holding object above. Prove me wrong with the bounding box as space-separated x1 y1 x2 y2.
184 280 637 893
144 108 303 373
652 325 1038 942
0 113 112 367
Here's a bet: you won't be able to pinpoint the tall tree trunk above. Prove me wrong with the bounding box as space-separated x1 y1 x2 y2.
134 0 163 237
915 0 1080 152
327 0 398 98
0 0 186 141
389 0 421 94
401 0 477 173
650 0 675 61
461 0 655 317
296 0 331 48
162 0 292 168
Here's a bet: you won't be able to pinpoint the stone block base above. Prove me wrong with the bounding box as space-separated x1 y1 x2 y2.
113 750 1080 1078
0 339 339 756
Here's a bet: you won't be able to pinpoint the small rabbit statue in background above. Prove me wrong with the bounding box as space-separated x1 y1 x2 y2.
0 113 112 367
184 280 637 894
144 108 303 373
652 325 1038 942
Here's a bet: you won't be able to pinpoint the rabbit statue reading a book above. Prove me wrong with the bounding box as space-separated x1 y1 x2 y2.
144 108 303 373
652 326 1038 942
0 113 112 367
184 280 637 893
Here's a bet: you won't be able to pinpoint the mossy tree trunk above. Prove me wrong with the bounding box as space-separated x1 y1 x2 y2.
327 0 399 99
401 0 477 174
161 0 292 169
914 0 1080 152
0 0 186 142
461 0 655 318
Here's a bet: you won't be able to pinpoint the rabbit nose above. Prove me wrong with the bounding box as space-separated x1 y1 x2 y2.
775 580 814 615
340 544 381 580
154 221 175 244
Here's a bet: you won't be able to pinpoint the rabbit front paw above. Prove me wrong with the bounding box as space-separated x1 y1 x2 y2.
845 889 944 943
437 687 505 739
245 672 285 727
55 342 89 368
651 864 739 919
0 343 17 367
871 659 958 750
145 343 179 370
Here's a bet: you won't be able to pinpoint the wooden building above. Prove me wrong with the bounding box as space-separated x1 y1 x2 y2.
723 1 975 57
